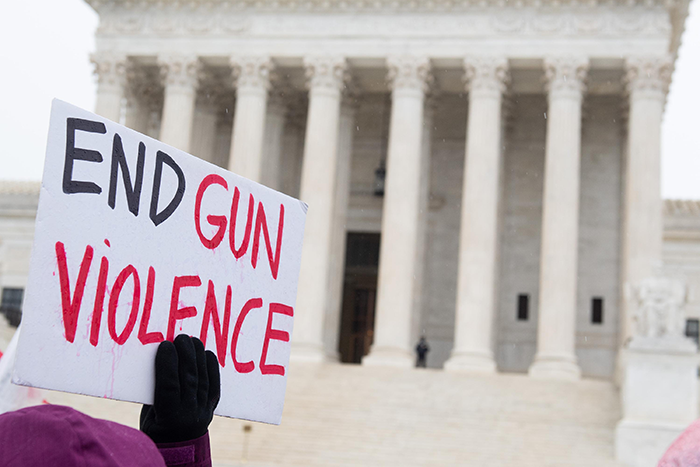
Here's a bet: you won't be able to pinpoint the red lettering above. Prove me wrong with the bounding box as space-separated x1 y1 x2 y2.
251 202 285 280
138 266 164 345
259 303 293 376
195 174 228 249
89 256 109 346
231 298 262 373
55 241 94 343
108 265 140 345
229 187 254 259
166 275 202 341
199 281 232 367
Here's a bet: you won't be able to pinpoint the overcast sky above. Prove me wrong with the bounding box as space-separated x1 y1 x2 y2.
1 0 699 199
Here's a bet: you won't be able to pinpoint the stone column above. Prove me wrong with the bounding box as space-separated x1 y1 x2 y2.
445 57 508 373
260 92 287 190
363 56 431 368
324 93 358 360
228 57 273 183
291 57 347 362
620 57 672 344
529 57 588 380
158 55 201 152
91 52 127 122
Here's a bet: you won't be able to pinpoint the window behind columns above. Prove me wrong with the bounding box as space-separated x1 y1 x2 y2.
1 287 24 327
517 294 529 321
686 319 699 347
591 297 604 325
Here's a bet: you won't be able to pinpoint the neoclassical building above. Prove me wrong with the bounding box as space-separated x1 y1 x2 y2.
1 0 697 464
83 0 689 381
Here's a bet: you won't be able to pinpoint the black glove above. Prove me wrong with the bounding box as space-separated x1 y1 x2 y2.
140 335 221 443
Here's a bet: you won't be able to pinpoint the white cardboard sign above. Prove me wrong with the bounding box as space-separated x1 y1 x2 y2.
13 100 307 425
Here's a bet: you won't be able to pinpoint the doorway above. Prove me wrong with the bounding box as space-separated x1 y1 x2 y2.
338 233 380 363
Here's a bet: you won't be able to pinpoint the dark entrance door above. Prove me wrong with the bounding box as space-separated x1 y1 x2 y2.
338 233 380 364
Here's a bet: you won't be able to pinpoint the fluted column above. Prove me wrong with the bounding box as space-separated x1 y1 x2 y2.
620 57 672 343
228 57 273 182
363 56 431 368
91 53 127 122
528 58 588 380
445 57 509 373
260 92 287 190
158 55 201 152
291 57 348 362
325 93 358 360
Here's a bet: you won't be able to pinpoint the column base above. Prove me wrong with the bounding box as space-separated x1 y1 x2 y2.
444 350 496 374
290 342 327 363
362 347 414 368
615 419 685 467
528 353 581 380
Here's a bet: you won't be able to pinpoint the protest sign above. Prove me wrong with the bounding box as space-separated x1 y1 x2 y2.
13 99 307 425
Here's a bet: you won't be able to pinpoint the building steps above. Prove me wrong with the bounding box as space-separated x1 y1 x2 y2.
46 362 623 466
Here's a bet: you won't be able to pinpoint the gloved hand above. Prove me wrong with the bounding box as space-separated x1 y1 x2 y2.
140 335 220 444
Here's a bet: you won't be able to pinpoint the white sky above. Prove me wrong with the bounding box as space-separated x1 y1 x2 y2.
1 0 699 199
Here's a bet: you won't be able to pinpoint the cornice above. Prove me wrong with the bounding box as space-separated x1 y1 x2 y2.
0 181 40 196
665 199 700 217
663 200 700 238
86 0 683 11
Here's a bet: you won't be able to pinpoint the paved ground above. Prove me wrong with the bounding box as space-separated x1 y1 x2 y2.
44 362 623 467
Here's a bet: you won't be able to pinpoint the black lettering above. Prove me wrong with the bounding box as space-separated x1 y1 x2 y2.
108 134 145 216
63 118 106 194
150 151 186 226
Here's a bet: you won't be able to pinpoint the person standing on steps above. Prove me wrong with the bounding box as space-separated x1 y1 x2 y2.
415 336 430 368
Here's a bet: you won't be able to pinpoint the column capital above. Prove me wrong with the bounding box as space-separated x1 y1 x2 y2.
158 54 202 90
386 56 432 93
544 57 588 99
90 52 128 89
303 56 348 93
231 56 274 91
625 56 673 100
463 56 509 96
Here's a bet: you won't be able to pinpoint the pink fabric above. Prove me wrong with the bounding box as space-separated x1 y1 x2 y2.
157 432 212 467
659 420 700 467
0 404 166 467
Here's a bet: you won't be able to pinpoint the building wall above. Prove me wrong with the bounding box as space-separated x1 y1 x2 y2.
662 200 700 322
494 95 624 379
0 183 39 293
575 95 623 379
496 94 547 373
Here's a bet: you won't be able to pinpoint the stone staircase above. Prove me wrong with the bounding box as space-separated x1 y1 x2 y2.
45 362 623 467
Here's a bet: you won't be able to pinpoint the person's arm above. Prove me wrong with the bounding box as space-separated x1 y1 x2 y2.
140 335 220 467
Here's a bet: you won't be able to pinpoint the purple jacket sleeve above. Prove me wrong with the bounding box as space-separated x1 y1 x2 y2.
156 432 212 467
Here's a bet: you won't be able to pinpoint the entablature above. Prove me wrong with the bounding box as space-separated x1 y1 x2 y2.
88 0 683 58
